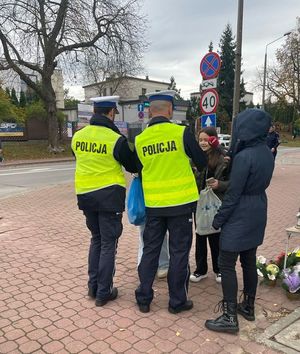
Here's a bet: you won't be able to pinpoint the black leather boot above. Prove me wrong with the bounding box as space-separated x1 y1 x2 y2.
237 293 255 321
205 300 239 333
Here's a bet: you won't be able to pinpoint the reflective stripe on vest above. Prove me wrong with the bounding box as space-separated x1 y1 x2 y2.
135 122 198 207
71 125 126 194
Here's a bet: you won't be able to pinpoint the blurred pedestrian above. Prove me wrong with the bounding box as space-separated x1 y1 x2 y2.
134 90 207 313
205 109 274 333
71 96 137 307
138 225 169 278
190 127 229 284
266 124 280 160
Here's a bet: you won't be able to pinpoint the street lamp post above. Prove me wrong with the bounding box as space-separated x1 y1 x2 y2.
262 31 292 110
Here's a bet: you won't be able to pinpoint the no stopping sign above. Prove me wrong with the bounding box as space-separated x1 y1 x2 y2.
200 89 219 114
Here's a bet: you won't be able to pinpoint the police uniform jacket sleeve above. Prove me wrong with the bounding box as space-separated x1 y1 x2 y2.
114 136 138 173
183 127 207 171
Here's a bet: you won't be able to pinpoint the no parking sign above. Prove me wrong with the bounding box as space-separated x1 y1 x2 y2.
200 52 221 80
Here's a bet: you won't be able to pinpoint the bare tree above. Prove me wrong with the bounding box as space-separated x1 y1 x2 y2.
264 30 300 112
0 0 145 151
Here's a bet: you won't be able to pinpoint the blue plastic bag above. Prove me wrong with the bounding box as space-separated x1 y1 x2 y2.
127 176 146 226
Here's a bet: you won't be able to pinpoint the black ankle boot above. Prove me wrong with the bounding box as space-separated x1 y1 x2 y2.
205 300 239 334
237 293 255 321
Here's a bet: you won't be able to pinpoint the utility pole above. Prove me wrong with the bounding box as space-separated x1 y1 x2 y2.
232 0 244 124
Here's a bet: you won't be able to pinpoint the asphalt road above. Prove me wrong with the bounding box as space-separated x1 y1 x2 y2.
0 146 299 200
0 162 75 199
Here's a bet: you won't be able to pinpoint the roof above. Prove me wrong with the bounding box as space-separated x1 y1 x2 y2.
82 76 171 88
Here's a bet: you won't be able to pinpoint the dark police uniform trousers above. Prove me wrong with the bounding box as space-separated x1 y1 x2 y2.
74 114 137 301
135 212 193 308
83 210 123 300
134 116 207 309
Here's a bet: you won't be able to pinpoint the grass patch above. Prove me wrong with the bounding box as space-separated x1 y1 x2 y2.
2 140 74 161
279 133 300 147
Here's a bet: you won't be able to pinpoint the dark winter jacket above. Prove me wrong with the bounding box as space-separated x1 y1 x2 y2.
266 131 280 150
194 155 229 201
212 109 275 252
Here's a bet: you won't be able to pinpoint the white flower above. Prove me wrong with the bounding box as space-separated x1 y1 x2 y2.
257 269 264 277
293 263 300 272
267 274 276 281
257 256 266 265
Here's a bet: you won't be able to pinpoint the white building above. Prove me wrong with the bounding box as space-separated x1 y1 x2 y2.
83 75 170 101
82 76 189 124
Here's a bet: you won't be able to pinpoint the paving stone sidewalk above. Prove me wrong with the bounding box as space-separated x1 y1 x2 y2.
0 162 299 354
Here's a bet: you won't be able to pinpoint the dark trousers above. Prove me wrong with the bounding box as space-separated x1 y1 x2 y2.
194 232 220 275
135 213 193 308
83 210 123 300
218 247 258 303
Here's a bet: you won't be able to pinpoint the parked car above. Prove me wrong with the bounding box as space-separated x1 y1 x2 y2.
218 134 231 148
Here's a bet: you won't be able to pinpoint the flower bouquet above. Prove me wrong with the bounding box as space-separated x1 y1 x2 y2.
256 255 280 286
280 248 300 300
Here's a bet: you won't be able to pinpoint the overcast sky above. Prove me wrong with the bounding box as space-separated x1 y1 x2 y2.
67 0 300 104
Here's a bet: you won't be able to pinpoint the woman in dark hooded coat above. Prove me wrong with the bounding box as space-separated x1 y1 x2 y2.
205 109 275 333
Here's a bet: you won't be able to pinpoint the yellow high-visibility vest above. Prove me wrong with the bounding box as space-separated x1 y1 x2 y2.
135 122 198 207
71 125 126 194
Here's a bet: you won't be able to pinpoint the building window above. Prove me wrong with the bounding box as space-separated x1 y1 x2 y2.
142 88 147 95
103 88 107 96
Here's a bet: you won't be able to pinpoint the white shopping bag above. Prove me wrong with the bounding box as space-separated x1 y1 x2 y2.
195 187 221 235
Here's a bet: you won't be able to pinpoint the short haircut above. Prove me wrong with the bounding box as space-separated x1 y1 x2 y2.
94 106 113 115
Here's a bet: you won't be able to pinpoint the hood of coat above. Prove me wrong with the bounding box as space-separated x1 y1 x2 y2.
233 109 272 143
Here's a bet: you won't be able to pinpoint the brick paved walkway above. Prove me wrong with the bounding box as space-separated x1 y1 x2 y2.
0 161 299 354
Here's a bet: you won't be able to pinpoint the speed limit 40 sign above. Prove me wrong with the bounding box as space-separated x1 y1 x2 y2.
200 88 219 114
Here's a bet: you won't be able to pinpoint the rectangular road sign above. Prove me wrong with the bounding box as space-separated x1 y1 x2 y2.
138 103 144 112
202 78 217 90
201 113 217 128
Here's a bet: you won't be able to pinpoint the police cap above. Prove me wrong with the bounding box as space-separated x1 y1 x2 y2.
90 96 120 114
146 90 176 103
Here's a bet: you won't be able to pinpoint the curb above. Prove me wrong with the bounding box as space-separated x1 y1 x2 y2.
1 157 75 167
257 307 300 354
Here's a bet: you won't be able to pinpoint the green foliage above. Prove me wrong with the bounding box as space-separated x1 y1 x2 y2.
265 100 297 125
168 76 184 100
26 88 39 105
64 97 80 109
5 87 10 97
25 100 47 121
217 24 236 119
19 91 27 107
64 88 80 109
186 96 200 119
0 88 24 123
57 110 66 123
208 41 213 52
10 88 19 106
217 24 246 119
294 119 300 130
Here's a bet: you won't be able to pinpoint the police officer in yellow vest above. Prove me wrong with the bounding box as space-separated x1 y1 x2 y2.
134 90 207 313
72 96 136 307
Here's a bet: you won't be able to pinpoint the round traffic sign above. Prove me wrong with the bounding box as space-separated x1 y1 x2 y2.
200 89 219 114
138 111 144 119
200 52 221 80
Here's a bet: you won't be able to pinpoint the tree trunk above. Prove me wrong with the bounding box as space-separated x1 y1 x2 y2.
47 100 59 151
43 77 62 153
